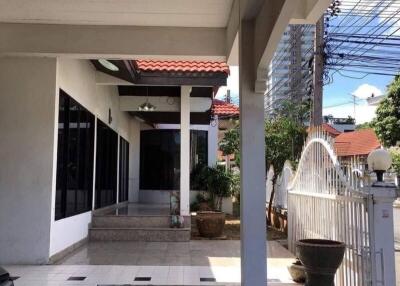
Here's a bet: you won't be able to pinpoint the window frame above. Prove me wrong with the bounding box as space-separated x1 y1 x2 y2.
55 89 95 220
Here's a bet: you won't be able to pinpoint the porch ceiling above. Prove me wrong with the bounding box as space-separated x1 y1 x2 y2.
0 0 234 28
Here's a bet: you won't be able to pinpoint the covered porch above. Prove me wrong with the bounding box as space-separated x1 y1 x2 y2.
0 0 330 285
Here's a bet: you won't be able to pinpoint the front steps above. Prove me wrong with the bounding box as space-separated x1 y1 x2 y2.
89 215 190 242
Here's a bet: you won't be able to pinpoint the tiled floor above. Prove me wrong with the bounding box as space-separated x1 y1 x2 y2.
5 241 299 286
56 240 293 267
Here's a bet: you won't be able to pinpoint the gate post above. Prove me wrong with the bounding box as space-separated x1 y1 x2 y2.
366 184 397 286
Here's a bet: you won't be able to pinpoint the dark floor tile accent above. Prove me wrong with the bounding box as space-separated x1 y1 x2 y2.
200 277 216 282
10 276 20 281
67 276 86 281
267 278 281 282
134 277 151 281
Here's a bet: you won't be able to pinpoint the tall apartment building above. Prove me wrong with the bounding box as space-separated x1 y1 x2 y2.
265 25 315 118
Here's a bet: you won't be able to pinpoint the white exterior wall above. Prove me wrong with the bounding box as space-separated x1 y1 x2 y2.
0 57 57 264
49 58 139 257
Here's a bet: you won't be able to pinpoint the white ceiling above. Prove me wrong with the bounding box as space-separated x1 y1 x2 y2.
0 0 234 28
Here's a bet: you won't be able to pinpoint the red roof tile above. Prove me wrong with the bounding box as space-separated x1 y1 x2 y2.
322 123 341 137
334 129 381 157
307 123 341 137
135 60 230 75
212 99 239 116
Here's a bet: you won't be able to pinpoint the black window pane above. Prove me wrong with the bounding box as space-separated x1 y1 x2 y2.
55 90 94 220
95 119 118 209
190 130 208 190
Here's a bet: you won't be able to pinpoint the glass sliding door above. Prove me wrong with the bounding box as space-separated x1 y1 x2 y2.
55 90 95 220
119 137 129 202
95 119 118 209
139 129 208 191
140 130 181 190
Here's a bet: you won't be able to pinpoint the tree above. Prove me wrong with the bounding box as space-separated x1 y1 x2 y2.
372 75 400 147
356 122 372 130
219 126 240 166
389 147 400 181
265 117 307 224
219 116 307 224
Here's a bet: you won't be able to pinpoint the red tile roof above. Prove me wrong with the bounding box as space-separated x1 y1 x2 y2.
307 123 341 137
334 129 381 157
322 123 341 137
212 99 239 116
135 60 230 75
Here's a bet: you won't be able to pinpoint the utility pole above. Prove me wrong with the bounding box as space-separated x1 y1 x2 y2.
311 16 324 126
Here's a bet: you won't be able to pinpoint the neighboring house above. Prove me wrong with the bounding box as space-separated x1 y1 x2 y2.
367 93 386 106
319 123 342 137
324 115 356 132
334 128 381 170
212 99 239 167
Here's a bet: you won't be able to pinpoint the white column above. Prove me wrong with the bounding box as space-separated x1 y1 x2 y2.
180 86 191 216
367 186 397 286
208 115 219 167
239 21 267 286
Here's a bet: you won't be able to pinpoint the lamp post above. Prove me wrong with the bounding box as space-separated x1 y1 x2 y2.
367 149 392 183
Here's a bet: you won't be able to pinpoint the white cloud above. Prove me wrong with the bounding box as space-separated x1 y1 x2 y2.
323 102 377 124
352 83 383 99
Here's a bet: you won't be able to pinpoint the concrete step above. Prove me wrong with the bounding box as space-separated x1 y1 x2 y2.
89 227 190 242
92 215 171 228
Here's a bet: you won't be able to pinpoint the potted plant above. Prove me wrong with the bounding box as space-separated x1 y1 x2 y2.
196 165 234 238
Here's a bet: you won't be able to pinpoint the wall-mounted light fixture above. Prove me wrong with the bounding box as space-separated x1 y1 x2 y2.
108 108 113 124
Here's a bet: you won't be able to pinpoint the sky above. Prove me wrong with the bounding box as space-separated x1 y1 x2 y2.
323 72 393 124
216 66 394 125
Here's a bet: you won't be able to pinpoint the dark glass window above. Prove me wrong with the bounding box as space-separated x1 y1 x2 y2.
95 119 118 209
190 130 208 190
140 129 208 190
55 90 95 220
119 137 129 202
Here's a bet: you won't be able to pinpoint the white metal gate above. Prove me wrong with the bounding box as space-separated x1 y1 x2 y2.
288 128 375 286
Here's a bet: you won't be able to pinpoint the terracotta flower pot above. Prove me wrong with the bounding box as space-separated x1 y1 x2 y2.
287 260 306 283
296 239 346 286
272 210 281 229
196 211 226 238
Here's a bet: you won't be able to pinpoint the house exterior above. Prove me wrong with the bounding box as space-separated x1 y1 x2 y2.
0 1 330 284
0 58 227 264
334 128 381 171
323 115 356 132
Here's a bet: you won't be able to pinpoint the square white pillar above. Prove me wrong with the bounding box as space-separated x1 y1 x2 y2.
180 86 191 216
239 21 267 286
208 115 219 167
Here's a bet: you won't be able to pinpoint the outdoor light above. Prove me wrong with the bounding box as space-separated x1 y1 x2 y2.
98 59 119 72
367 148 392 182
138 98 156 112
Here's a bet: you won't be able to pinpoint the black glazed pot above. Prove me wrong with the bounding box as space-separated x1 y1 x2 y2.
296 239 346 286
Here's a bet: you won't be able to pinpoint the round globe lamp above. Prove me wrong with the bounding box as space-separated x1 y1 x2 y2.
367 149 392 182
